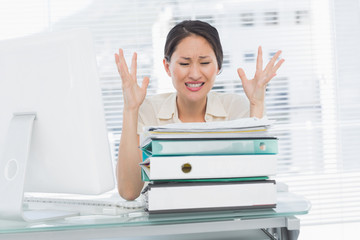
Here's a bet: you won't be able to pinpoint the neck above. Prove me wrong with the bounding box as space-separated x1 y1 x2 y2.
176 95 207 122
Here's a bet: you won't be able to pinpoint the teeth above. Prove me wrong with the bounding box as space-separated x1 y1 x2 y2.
186 83 203 88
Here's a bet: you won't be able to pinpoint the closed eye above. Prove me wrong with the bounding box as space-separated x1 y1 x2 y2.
201 62 210 65
179 63 189 66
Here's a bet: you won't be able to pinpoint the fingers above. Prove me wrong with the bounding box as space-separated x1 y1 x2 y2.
262 49 284 84
115 48 130 80
114 52 120 66
255 46 263 77
267 52 284 83
115 52 122 74
264 50 282 73
115 49 141 85
141 76 150 92
237 68 249 85
272 58 285 74
130 52 137 80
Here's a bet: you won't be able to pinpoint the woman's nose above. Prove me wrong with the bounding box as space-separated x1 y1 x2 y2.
188 64 201 80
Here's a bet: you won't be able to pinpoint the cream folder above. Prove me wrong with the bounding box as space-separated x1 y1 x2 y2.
140 154 277 180
143 180 277 213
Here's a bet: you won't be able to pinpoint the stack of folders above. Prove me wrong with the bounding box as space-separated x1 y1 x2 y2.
139 117 278 214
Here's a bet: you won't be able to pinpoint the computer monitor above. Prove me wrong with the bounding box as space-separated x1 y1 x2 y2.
0 29 115 221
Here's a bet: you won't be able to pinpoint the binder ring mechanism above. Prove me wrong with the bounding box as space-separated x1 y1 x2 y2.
181 163 192 173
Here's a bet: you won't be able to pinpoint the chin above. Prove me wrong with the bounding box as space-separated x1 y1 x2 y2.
184 91 209 103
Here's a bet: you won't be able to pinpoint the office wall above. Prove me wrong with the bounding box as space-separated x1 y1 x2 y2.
1 0 360 227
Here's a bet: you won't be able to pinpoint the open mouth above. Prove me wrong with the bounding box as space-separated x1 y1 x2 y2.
185 82 205 88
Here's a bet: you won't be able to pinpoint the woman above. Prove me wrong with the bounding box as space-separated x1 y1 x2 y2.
115 20 284 200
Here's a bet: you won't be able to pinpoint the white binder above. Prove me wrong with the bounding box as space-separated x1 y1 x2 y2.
140 154 277 181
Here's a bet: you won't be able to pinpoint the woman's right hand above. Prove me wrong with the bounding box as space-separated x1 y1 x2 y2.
115 49 149 111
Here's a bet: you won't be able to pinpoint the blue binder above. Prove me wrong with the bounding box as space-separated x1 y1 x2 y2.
141 138 278 156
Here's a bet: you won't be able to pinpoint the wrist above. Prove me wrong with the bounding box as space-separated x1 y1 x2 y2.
122 108 139 125
123 104 140 113
250 102 264 118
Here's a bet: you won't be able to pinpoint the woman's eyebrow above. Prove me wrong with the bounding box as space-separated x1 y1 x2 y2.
179 56 210 60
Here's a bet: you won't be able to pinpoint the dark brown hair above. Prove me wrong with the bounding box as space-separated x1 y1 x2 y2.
164 20 223 70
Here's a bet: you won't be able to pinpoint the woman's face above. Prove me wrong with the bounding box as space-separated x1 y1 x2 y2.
164 35 219 104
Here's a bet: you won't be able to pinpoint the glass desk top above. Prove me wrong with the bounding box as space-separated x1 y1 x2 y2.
0 192 311 234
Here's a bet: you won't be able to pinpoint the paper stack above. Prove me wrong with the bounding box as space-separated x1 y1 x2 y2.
140 118 278 214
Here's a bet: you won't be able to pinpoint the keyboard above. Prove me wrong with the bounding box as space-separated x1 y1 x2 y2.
23 192 145 216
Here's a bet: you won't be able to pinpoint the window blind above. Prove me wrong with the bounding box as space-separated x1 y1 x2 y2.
1 0 360 226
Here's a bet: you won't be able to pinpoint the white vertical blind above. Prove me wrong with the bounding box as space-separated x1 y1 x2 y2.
1 0 360 226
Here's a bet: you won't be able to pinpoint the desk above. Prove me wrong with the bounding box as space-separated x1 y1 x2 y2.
0 192 310 240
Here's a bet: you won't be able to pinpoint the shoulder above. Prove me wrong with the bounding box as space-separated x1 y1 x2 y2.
144 92 175 105
209 91 249 106
208 91 250 119
138 92 176 124
140 92 175 112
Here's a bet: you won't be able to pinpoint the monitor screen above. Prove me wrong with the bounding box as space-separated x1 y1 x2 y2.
0 29 115 220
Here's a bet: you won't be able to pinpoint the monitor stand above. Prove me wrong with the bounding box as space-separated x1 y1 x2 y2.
0 113 78 222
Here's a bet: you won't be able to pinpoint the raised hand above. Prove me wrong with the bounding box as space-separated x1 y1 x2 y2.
237 46 284 117
115 49 149 111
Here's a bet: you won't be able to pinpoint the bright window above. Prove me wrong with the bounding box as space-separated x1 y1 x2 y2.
1 0 360 228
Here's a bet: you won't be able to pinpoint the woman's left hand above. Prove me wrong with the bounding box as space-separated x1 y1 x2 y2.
237 46 284 118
